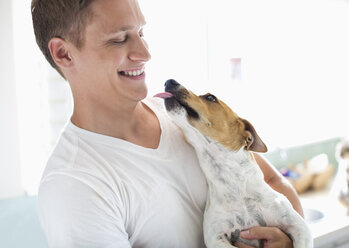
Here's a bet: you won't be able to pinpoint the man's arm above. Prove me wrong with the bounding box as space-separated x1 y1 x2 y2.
253 153 304 217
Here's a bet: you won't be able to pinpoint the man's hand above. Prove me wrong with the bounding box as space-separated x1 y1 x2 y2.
234 226 293 248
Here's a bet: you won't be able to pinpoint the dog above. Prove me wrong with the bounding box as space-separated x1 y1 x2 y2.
155 79 313 248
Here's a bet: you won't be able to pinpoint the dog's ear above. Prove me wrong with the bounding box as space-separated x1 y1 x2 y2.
241 119 268 153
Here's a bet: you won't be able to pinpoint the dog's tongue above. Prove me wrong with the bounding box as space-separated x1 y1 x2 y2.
153 92 173 99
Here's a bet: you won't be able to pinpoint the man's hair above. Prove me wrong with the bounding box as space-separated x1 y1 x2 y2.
31 0 95 78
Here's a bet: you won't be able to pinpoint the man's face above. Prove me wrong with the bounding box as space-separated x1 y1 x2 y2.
70 0 151 107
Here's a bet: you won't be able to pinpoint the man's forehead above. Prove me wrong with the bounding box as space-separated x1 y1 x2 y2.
87 0 146 35
89 0 146 33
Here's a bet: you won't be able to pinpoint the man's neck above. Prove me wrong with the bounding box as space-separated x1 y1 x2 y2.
71 98 161 149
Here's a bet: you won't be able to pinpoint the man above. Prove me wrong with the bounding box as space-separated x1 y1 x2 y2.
32 0 301 247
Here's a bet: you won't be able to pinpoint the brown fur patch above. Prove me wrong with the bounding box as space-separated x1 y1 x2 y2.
175 87 267 152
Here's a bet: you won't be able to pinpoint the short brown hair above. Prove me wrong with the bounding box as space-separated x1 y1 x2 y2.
31 0 95 78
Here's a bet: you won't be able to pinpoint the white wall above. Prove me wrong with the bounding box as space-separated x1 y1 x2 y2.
0 0 24 199
12 0 55 196
205 0 349 149
139 0 210 95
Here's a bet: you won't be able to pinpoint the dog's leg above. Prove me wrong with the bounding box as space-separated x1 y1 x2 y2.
263 193 313 248
275 210 313 248
284 224 313 248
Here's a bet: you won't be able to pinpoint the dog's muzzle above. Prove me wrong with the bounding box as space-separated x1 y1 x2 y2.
154 79 200 120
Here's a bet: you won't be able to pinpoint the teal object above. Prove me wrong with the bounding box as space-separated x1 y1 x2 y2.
0 196 48 248
264 137 341 170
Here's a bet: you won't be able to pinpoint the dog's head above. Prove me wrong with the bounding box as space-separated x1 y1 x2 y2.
155 79 267 153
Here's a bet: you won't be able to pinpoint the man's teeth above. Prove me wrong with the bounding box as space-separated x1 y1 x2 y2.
121 68 144 76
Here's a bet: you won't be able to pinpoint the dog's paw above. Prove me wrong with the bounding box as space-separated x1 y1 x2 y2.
224 230 241 245
224 230 262 248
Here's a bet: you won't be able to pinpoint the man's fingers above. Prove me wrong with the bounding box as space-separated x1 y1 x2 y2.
240 226 280 240
239 227 293 248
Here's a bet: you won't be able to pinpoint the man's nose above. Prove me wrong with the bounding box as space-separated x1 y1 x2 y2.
128 37 151 62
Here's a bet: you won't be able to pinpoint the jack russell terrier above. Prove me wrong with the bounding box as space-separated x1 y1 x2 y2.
155 79 313 248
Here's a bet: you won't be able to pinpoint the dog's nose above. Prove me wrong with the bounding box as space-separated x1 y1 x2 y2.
164 79 180 88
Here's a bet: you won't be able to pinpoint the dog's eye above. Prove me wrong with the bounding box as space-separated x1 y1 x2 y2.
205 94 217 102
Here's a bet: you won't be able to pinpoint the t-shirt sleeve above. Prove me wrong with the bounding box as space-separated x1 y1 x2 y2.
38 172 131 248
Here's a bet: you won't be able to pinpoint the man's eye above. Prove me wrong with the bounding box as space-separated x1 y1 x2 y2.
205 94 217 102
111 36 128 44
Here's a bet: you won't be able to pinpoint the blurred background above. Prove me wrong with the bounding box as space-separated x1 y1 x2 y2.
1 0 349 247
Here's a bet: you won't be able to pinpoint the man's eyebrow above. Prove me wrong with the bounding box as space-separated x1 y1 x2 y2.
108 23 146 35
114 26 134 32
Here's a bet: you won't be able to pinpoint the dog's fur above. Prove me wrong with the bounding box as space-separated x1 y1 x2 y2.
157 79 313 248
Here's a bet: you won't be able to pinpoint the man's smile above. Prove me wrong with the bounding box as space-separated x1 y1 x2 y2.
118 67 145 78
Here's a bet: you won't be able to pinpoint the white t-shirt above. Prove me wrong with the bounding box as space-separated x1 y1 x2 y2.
38 97 208 248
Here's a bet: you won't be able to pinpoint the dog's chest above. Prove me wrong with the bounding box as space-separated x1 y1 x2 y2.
197 144 263 186
197 145 272 227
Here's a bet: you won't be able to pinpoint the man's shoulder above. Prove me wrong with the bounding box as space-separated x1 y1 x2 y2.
44 122 79 169
40 130 123 204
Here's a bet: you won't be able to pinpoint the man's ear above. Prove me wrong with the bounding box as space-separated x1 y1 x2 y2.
48 37 74 69
241 118 268 153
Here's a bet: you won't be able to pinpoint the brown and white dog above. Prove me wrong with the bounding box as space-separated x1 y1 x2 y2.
155 79 313 248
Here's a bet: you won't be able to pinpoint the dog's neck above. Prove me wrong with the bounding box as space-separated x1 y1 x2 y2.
184 128 265 189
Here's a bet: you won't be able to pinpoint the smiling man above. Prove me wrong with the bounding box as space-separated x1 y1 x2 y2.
32 0 300 247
